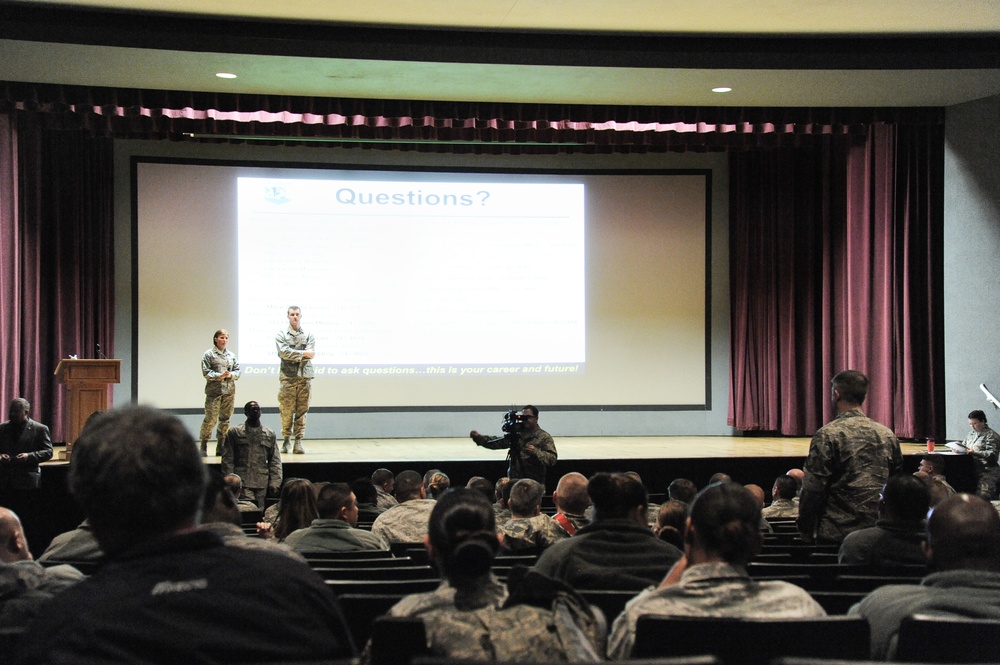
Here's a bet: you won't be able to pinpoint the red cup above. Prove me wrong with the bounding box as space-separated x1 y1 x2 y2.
927 437 935 452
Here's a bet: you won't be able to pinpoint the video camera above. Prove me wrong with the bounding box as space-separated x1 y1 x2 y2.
502 409 526 435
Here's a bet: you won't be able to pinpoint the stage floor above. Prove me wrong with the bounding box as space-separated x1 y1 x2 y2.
48 436 931 466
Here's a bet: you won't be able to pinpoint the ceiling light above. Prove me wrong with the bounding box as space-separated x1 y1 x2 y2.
215 72 238 79
712 87 732 93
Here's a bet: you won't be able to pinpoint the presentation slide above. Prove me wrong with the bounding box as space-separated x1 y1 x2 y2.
236 177 585 374
135 161 709 410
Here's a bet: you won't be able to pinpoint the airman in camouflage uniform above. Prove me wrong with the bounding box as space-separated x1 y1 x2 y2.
199 329 240 457
221 401 281 509
798 371 902 543
501 513 568 552
370 470 436 544
275 306 314 454
962 409 1000 499
471 406 557 484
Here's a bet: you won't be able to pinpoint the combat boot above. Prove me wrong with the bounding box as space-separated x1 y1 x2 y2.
281 437 290 454
293 438 305 454
214 440 223 457
200 440 207 457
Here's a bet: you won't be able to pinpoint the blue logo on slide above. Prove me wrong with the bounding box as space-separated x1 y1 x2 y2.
263 187 289 205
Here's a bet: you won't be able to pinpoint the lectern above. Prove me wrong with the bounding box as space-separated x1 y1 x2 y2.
54 358 120 456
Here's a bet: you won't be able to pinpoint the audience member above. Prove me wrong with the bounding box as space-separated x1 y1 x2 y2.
533 472 683 591
961 410 1000 500
258 478 317 542
426 471 451 499
916 453 956 496
838 473 929 569
761 475 799 518
626 471 660 527
654 499 688 549
552 471 591 535
371 488 604 663
608 482 825 659
709 472 732 484
913 471 953 508
667 478 698 504
199 471 303 561
223 473 262 513
371 470 437 544
798 370 902 543
465 476 495 502
495 478 514 524
220 400 281 510
786 468 805 503
37 519 102 564
744 483 774 533
283 482 389 554
371 467 398 509
470 405 558 484
850 493 1000 660
0 507 83 628
500 478 567 552
350 477 386 523
16 405 354 663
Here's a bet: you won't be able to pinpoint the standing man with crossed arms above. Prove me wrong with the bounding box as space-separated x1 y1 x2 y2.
276 306 315 454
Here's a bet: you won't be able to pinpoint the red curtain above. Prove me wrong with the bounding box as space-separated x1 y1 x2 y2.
0 118 114 441
728 125 943 438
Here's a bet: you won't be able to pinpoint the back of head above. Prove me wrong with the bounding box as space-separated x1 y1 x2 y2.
689 481 763 567
668 478 697 504
371 468 394 488
881 473 930 523
508 478 544 517
222 473 243 499
350 478 378 506
744 484 765 506
588 472 647 521
773 475 798 500
0 507 29 563
274 478 318 541
317 482 354 520
428 488 499 583
926 494 1000 571
832 369 869 405
202 471 240 526
657 500 689 532
427 472 451 499
466 476 495 502
394 470 424 501
554 472 591 515
494 477 510 503
69 405 206 556
709 472 732 485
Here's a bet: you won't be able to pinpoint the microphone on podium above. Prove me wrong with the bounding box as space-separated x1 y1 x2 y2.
96 343 107 359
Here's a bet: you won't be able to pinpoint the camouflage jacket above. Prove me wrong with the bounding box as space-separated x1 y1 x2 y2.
221 423 282 492
201 346 240 397
371 499 436 544
963 427 1000 469
798 409 902 543
761 498 799 519
501 514 568 553
474 428 557 484
275 327 315 379
607 561 826 659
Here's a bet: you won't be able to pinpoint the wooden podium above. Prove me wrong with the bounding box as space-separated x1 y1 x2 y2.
55 358 120 456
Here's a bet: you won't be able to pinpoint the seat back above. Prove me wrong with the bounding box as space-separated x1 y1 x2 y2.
633 615 870 665
370 616 429 665
896 613 1000 662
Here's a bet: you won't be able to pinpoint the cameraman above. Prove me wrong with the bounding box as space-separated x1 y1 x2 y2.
470 405 557 485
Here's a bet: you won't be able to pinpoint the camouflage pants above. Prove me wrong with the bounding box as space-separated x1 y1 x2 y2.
200 392 235 443
243 487 266 510
278 376 311 439
976 467 1000 500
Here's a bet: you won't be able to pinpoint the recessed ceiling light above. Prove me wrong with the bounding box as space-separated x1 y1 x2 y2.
712 87 732 93
215 72 238 79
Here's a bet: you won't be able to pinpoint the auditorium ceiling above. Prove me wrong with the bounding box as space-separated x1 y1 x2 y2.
0 0 998 107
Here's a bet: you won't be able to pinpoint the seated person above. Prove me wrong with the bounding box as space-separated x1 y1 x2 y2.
654 499 688 549
371 467 398 510
533 472 683 591
371 470 437 545
500 479 567 552
223 473 263 513
667 478 698 505
350 477 387 523
37 519 102 564
608 481 825 660
368 488 604 663
916 453 956 496
850 493 1000 660
283 482 389 554
0 507 83 628
16 405 354 663
838 473 929 569
552 472 591 535
744 483 774 533
761 475 799 519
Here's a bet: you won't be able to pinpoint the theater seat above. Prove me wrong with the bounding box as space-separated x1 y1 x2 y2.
895 613 1000 663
